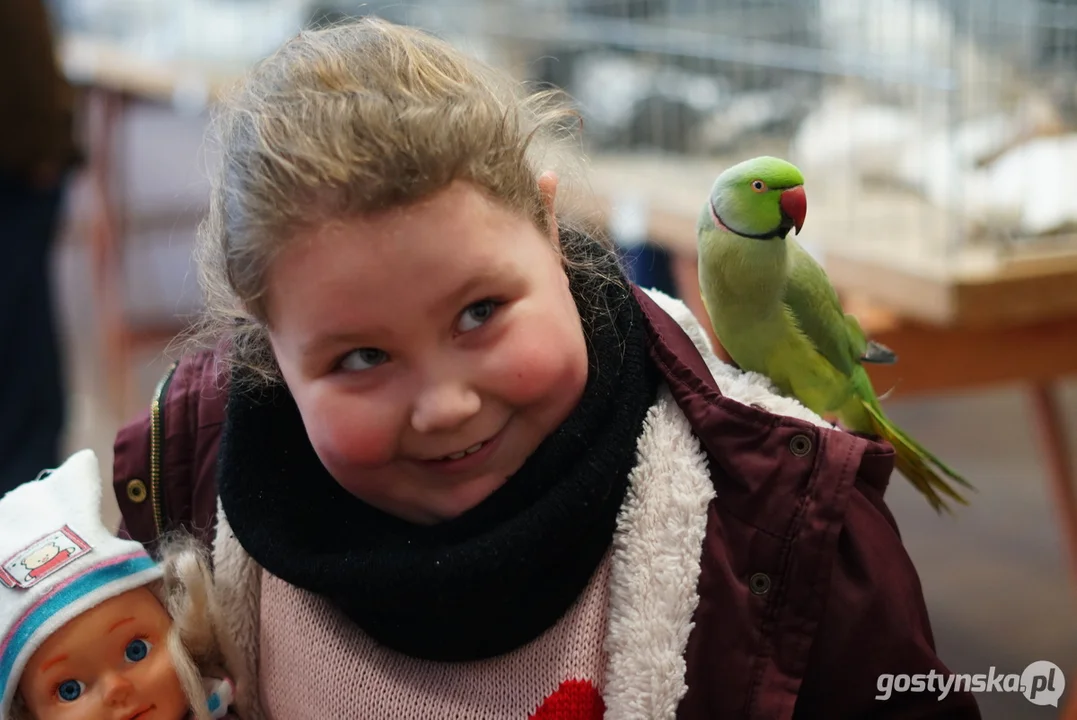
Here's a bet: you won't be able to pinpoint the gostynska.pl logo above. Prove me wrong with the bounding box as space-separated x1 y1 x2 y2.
876 661 1066 707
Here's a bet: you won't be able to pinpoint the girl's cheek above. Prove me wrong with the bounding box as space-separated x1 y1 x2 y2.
494 320 585 404
304 394 399 469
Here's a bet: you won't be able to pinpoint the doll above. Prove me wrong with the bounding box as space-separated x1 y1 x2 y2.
0 449 239 720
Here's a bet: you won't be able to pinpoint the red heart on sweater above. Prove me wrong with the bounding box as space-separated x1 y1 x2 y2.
529 679 605 719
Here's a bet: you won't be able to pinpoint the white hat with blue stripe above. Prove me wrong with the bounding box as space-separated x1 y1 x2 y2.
0 449 162 719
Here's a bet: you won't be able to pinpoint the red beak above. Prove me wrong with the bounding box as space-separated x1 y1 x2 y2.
779 185 806 235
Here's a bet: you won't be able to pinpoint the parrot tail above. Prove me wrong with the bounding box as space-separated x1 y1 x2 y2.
850 368 975 515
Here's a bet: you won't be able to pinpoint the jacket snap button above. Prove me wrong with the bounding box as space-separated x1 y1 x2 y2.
749 572 771 595
126 479 148 503
789 434 812 457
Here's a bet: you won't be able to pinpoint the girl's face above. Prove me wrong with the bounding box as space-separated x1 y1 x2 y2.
265 177 590 524
18 587 189 720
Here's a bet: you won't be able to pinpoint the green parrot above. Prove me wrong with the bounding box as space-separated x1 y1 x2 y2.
696 155 973 514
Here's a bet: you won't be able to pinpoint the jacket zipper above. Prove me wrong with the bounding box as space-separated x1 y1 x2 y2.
149 361 179 539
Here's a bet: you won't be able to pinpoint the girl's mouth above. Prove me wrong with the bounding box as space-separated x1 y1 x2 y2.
422 426 506 473
438 441 486 461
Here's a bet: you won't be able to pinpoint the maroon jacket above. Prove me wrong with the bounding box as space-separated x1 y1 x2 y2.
112 287 981 719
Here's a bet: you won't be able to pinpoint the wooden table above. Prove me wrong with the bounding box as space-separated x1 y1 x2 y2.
60 34 242 414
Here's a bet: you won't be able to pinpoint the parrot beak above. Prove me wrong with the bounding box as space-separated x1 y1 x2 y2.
779 185 807 235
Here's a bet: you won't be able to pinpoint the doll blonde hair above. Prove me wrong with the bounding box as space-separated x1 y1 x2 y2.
9 533 239 720
188 16 623 387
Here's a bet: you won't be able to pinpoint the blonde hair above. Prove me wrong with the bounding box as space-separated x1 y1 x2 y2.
9 535 240 720
189 16 620 386
153 533 243 720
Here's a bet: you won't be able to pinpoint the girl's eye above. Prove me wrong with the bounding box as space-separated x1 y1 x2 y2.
751 179 767 192
458 300 498 333
339 348 388 372
56 679 84 702
124 638 152 663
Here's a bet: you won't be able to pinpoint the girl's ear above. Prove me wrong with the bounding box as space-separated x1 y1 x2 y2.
538 171 560 249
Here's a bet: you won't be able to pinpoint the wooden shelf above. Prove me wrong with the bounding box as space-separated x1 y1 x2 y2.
59 30 1077 330
824 245 1077 329
61 33 241 105
586 151 1077 329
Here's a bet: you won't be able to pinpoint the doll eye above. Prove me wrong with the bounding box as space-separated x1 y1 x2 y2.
56 679 84 702
124 638 152 663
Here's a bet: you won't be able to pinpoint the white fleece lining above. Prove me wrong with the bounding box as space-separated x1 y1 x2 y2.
602 382 716 719
212 500 266 720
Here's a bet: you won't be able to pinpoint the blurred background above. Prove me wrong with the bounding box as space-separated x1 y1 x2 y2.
4 0 1077 716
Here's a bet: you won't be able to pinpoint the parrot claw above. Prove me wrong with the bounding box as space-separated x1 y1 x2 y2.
861 340 897 365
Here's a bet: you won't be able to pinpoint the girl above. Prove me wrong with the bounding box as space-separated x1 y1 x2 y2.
111 17 981 719
1 450 238 720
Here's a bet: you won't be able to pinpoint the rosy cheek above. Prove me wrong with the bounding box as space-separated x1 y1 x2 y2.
149 651 190 714
300 390 399 470
495 319 586 405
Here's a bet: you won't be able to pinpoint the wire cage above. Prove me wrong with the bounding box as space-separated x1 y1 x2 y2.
386 0 1077 324
55 0 1077 323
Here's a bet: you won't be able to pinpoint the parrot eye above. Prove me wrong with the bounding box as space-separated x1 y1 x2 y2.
751 180 767 192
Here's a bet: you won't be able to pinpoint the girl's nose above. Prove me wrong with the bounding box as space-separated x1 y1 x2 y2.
410 381 481 434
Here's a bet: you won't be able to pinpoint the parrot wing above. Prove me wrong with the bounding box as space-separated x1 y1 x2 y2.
782 240 868 378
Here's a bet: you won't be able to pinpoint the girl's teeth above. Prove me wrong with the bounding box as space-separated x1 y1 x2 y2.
442 442 484 461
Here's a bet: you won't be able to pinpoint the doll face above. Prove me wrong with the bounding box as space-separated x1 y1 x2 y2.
266 176 590 524
17 587 189 720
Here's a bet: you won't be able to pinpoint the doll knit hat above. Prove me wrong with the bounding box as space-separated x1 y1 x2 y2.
0 449 163 718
